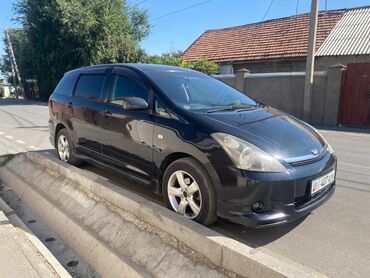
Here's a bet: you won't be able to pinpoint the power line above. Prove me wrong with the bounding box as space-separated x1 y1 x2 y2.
295 0 300 15
150 0 212 22
262 0 274 21
131 0 146 8
291 0 300 46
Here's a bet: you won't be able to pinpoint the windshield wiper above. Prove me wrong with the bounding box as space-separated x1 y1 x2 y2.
207 104 256 113
257 102 267 108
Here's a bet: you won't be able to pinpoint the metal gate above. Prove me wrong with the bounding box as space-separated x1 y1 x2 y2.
338 63 370 128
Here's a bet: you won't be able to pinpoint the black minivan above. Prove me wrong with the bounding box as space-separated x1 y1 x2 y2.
49 64 336 227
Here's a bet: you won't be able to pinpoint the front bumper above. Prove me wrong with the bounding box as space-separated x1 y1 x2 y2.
218 183 335 228
216 152 337 228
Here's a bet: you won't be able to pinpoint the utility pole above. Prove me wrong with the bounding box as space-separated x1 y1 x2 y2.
303 0 319 122
5 28 23 99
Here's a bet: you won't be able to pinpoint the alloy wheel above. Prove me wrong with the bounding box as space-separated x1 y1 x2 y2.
167 170 202 219
57 135 70 162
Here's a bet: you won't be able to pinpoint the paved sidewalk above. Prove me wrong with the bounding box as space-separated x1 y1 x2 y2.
0 196 70 278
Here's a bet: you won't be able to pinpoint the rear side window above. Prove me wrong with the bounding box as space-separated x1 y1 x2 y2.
74 74 106 100
109 75 148 106
54 73 76 96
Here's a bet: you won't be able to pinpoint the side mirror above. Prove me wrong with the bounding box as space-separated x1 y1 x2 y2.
122 97 148 110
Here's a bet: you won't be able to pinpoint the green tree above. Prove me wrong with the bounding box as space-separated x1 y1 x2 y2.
0 81 4 98
0 28 34 98
12 0 150 99
145 52 219 75
146 52 191 68
191 57 219 75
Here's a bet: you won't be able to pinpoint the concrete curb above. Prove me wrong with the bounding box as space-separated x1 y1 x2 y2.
1 153 226 277
0 195 71 278
1 152 327 277
0 166 150 278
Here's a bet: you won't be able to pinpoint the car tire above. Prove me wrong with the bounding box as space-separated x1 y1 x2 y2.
162 157 217 226
56 129 81 166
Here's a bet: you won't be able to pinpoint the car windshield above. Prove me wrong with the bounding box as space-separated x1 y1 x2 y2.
146 70 257 112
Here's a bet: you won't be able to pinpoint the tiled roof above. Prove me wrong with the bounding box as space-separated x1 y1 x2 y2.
182 10 344 63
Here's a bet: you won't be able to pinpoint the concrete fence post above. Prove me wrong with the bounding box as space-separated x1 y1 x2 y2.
235 68 250 92
322 63 347 126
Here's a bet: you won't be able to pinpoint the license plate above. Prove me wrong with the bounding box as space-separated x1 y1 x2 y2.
311 170 335 195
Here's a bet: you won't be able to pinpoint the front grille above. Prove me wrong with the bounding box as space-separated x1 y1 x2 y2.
289 150 327 167
294 184 334 208
294 195 310 208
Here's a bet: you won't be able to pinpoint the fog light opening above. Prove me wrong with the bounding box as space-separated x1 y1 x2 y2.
252 201 264 213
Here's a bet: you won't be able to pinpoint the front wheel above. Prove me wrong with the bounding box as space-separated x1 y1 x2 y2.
162 157 217 226
56 129 81 166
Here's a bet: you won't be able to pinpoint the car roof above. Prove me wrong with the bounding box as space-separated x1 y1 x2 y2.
65 63 194 75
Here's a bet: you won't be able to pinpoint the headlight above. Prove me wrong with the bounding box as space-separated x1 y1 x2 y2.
211 133 286 172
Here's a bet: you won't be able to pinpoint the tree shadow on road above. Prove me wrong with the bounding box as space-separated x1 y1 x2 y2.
0 99 47 106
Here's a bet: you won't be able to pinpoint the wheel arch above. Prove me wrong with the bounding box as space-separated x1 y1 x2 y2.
158 152 219 198
158 152 190 192
55 123 67 146
160 153 218 225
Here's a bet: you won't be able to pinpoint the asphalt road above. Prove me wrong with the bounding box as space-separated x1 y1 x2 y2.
0 99 369 277
0 100 51 154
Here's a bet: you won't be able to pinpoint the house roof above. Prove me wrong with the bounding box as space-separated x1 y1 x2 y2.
316 7 370 56
181 10 344 63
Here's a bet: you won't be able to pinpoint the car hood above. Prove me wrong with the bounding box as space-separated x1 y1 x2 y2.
200 107 326 163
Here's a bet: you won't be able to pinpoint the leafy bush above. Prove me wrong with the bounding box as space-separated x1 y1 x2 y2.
191 57 219 75
145 53 219 75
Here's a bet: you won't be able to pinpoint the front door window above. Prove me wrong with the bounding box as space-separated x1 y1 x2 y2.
109 75 149 106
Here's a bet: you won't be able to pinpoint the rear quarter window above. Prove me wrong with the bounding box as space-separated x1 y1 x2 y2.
74 74 106 100
53 73 77 96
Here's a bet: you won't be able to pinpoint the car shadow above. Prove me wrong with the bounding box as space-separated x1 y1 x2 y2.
211 215 308 248
36 149 57 156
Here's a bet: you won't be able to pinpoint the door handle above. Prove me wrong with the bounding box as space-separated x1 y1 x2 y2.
103 110 112 118
67 102 72 108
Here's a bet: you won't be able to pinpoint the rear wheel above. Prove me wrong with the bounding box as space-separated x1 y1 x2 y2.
56 129 81 166
163 158 217 226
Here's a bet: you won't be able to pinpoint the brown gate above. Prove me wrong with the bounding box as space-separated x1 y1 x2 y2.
338 63 370 128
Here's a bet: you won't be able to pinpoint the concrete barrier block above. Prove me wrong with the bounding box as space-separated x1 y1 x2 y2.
0 167 148 278
1 154 228 277
137 199 223 266
29 152 225 266
217 236 325 278
1 153 328 278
